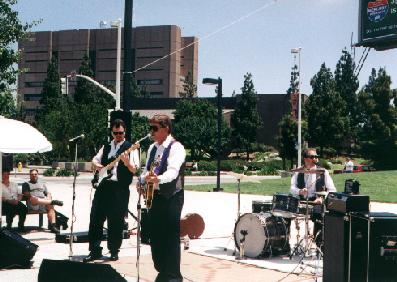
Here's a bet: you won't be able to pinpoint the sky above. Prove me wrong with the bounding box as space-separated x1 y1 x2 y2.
14 0 397 97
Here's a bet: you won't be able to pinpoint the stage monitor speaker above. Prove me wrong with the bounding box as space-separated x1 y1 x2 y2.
38 259 127 282
2 153 13 172
323 212 397 282
109 110 132 141
0 228 38 268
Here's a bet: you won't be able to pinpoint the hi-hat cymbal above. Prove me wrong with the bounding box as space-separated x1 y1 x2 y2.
290 168 326 174
315 191 329 196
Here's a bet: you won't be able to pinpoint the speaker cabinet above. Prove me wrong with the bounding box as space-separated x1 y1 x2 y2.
38 259 127 282
324 212 397 282
0 228 38 268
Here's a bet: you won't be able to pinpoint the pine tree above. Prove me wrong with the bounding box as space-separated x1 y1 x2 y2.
231 73 262 160
0 90 16 118
305 63 349 155
357 68 397 169
179 71 197 98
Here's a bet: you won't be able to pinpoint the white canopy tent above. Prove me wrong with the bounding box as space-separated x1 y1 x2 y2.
0 116 52 226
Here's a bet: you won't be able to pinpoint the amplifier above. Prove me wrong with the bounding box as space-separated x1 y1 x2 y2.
326 192 369 214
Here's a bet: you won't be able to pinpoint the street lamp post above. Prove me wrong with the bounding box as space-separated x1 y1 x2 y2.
111 19 122 110
291 47 302 167
203 77 223 192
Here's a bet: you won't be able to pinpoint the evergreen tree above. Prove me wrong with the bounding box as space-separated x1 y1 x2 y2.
305 63 349 155
39 55 62 112
179 71 197 98
0 90 16 118
334 49 359 151
173 99 231 161
0 0 38 92
231 73 262 160
357 68 397 169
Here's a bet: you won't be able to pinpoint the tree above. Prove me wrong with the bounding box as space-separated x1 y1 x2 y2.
0 0 37 92
179 71 197 98
231 73 262 160
334 49 359 151
0 90 16 118
173 99 231 161
131 112 150 153
305 63 349 155
39 55 62 113
357 68 397 169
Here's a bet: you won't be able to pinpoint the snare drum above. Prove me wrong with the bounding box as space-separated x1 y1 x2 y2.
234 213 290 258
272 193 300 218
252 199 273 213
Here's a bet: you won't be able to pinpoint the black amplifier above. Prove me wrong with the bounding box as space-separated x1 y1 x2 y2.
326 192 369 214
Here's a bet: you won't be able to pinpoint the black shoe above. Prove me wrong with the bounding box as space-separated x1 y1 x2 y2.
109 253 119 261
49 223 60 234
18 225 26 233
51 200 63 206
83 252 102 262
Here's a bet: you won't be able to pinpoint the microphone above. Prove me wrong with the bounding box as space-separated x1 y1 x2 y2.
69 134 85 142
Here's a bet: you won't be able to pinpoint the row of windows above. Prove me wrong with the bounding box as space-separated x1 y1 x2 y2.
24 94 42 101
137 79 162 86
25 82 44 88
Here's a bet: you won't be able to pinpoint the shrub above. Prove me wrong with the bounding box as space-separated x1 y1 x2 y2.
43 168 56 176
56 169 73 177
258 166 278 175
184 169 192 176
317 159 331 169
197 161 217 171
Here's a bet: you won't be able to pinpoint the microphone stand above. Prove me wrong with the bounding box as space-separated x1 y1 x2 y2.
69 140 79 260
136 182 143 281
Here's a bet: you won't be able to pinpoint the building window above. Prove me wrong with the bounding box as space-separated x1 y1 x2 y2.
137 79 163 86
150 92 163 97
25 109 37 115
24 94 42 101
25 81 44 88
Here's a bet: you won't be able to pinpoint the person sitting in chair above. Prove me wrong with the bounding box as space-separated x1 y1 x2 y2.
1 169 27 232
22 169 63 233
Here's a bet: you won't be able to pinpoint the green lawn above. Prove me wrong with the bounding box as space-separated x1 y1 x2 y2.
185 170 397 203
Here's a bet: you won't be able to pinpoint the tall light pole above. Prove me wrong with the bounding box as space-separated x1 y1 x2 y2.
203 77 223 192
111 19 122 110
291 47 302 167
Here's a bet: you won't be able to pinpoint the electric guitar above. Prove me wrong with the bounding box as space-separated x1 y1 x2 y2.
143 157 161 209
91 134 150 188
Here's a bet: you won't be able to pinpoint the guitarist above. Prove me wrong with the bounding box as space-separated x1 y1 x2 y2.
138 114 186 282
84 119 139 262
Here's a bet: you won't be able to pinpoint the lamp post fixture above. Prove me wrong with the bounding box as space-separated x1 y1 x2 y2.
111 19 122 110
291 47 302 167
203 77 223 192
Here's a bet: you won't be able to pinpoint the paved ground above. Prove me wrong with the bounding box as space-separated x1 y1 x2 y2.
1 172 396 281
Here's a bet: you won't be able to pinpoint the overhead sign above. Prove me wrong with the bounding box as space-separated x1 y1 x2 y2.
358 0 397 50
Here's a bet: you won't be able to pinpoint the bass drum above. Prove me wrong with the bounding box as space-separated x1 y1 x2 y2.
234 213 290 258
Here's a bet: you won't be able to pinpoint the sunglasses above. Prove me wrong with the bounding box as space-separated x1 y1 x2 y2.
306 155 319 159
112 131 125 135
149 125 160 132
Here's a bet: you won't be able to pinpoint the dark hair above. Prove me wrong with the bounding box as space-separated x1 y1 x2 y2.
29 169 39 174
111 119 126 130
149 114 172 133
303 148 317 158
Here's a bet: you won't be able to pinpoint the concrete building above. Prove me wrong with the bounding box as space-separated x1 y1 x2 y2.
18 25 198 120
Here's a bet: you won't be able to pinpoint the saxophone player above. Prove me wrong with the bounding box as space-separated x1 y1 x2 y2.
138 114 186 282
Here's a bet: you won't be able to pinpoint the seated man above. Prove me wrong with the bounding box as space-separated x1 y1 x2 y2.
2 169 27 232
22 169 63 233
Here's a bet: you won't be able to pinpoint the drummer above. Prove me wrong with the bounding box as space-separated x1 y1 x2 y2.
290 148 336 242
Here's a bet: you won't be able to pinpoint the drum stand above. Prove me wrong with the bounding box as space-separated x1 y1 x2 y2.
289 197 311 258
223 178 241 258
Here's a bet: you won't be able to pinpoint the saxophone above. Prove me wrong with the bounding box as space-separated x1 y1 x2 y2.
145 162 156 209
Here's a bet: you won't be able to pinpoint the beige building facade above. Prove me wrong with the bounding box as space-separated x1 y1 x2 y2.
18 25 198 119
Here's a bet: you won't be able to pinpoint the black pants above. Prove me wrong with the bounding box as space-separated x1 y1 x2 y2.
88 180 130 254
2 201 27 227
149 189 184 282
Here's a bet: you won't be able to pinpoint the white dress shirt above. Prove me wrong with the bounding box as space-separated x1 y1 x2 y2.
290 165 336 198
140 135 186 185
93 140 140 181
2 182 21 201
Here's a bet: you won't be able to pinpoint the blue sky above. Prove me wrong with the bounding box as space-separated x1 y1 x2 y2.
15 0 397 97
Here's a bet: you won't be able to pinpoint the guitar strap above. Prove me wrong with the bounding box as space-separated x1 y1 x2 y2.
146 146 158 170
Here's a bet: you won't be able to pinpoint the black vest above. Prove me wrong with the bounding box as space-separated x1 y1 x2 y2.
101 141 133 186
297 166 326 192
147 141 185 199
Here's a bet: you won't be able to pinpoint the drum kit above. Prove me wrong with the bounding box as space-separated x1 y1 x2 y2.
233 191 329 260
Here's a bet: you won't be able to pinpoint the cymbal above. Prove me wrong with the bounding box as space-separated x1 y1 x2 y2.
290 168 325 174
315 191 329 196
227 171 261 183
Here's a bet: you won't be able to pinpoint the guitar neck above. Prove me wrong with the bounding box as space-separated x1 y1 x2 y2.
105 143 139 171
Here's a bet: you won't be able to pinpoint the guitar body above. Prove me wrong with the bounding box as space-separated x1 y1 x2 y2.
145 182 154 208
